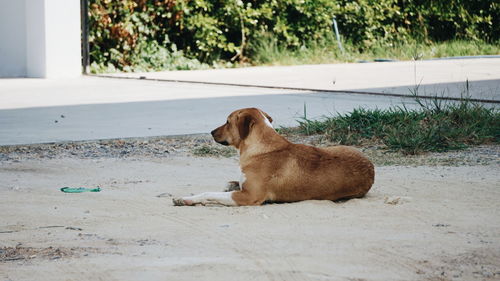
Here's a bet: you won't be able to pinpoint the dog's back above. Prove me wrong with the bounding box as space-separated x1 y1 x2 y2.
246 143 374 203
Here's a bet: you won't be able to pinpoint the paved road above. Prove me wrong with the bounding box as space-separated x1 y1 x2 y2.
0 76 412 145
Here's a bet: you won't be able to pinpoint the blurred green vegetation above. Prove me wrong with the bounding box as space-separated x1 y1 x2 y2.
88 0 499 73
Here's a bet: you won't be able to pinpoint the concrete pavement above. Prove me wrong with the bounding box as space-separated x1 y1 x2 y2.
107 58 500 102
0 76 412 145
1 59 498 145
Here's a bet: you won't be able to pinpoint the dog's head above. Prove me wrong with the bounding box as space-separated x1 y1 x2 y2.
211 108 273 148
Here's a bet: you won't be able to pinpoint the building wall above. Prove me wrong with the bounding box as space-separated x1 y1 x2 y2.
0 0 28 77
0 0 81 78
43 0 82 78
25 0 47 78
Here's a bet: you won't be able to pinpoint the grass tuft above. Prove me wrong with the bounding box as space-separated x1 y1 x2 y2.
191 145 237 158
296 97 499 155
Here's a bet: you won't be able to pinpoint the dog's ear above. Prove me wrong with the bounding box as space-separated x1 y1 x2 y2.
261 111 273 123
238 113 255 140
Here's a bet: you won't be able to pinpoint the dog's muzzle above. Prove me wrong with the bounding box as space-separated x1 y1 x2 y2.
216 140 229 146
211 129 229 146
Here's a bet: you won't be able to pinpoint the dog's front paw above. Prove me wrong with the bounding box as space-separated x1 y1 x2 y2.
172 198 194 206
224 181 240 192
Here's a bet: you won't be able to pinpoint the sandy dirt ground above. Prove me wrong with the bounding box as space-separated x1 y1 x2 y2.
1 150 499 281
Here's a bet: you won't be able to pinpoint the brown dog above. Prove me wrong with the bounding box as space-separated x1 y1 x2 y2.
173 108 374 206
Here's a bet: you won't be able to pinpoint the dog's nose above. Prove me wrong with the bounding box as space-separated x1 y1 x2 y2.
210 129 216 136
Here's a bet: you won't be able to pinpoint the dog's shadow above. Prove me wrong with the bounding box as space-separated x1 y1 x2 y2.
262 194 373 205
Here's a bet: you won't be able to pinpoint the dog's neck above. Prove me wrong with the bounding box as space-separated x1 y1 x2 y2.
238 125 289 160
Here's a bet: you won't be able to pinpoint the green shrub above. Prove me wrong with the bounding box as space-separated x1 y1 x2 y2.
88 0 499 72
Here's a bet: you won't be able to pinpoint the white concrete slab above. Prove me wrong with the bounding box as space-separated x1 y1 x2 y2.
107 58 500 101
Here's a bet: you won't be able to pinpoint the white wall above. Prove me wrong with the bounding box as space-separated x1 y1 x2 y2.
0 0 27 77
0 0 81 78
43 0 82 78
25 0 47 78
